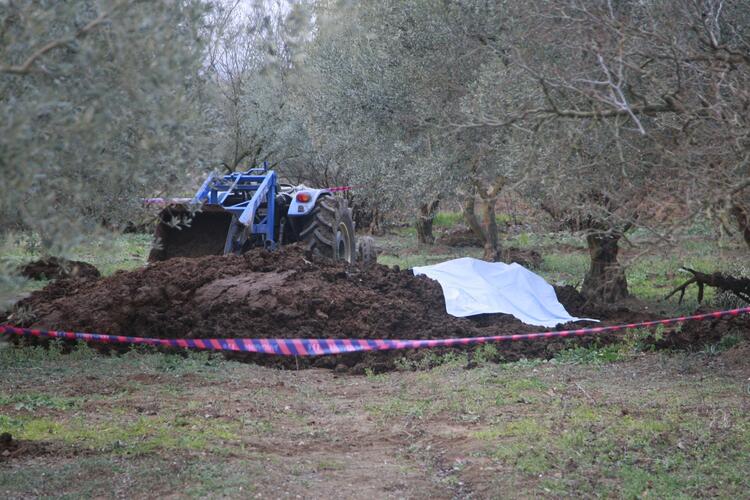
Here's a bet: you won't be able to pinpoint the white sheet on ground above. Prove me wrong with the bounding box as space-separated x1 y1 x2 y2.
412 257 598 327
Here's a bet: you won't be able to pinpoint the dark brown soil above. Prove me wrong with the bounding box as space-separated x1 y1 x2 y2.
502 248 543 269
0 433 47 462
437 228 484 247
8 244 740 372
16 246 486 339
658 306 750 350
20 257 100 281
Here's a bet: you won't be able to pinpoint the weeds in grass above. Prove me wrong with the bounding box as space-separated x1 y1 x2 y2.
498 357 544 370
1 337 748 498
0 393 81 411
469 388 750 497
515 232 531 248
0 455 259 498
395 344 521 372
432 212 463 228
540 253 588 286
394 350 468 371
620 326 665 352
701 334 742 355
472 344 500 365
0 412 246 456
365 397 434 420
0 340 69 365
553 343 625 365
0 340 231 382
153 351 223 373
551 327 671 365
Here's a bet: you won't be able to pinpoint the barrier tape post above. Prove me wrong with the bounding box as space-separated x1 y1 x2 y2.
1 307 748 357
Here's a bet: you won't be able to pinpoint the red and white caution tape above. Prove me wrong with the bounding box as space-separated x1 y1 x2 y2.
1 307 748 357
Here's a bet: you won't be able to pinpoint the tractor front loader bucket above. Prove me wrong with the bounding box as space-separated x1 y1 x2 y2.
148 204 234 262
147 167 279 262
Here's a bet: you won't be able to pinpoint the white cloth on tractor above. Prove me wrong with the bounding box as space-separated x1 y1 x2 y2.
412 257 598 327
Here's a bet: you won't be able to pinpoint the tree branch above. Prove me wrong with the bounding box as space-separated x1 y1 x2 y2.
665 267 750 304
454 100 677 131
0 2 127 75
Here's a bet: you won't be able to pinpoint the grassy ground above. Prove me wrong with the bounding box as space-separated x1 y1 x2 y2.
1 231 152 277
1 232 152 307
2 217 749 498
1 342 748 498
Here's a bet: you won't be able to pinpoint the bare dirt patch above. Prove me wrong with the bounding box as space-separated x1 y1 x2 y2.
720 342 750 374
0 433 48 462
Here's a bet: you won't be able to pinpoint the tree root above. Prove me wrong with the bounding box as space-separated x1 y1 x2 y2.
665 267 750 304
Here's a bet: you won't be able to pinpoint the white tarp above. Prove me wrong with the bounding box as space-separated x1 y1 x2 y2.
412 257 598 327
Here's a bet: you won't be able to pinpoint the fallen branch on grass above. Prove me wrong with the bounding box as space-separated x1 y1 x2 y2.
665 268 750 304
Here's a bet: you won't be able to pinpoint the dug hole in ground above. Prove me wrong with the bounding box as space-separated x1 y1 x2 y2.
5 245 744 373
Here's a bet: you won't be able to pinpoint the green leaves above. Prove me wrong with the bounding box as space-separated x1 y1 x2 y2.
0 0 214 257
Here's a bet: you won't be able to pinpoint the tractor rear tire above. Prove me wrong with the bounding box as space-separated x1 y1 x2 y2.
301 196 356 264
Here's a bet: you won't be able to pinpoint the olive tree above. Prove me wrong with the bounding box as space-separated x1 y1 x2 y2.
457 0 750 301
0 0 214 304
206 0 311 172
295 0 520 253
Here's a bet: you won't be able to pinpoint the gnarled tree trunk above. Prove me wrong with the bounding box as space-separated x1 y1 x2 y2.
369 206 382 236
463 175 506 261
479 187 502 261
730 204 750 251
463 186 484 240
581 233 629 303
416 198 440 245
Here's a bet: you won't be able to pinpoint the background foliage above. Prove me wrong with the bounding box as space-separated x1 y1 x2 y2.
1 0 748 303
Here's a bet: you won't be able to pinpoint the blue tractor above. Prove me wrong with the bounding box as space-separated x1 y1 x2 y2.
148 166 374 264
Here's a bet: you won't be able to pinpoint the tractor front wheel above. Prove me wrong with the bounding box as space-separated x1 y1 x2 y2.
301 196 356 264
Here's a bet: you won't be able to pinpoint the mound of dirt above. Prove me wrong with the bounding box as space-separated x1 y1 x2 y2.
501 248 543 269
657 306 750 352
14 246 536 338
552 285 587 317
8 245 659 371
437 228 483 247
20 258 100 281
